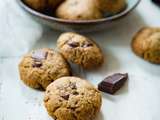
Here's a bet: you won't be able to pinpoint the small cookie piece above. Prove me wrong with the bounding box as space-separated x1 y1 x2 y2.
19 48 71 90
44 77 102 120
132 27 160 64
57 32 104 69
97 0 127 14
24 0 46 12
56 0 103 20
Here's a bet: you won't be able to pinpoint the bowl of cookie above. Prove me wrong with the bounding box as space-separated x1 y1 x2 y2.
17 0 141 32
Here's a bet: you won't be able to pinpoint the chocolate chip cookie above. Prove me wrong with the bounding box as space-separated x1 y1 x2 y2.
98 0 127 14
57 32 104 69
56 0 103 20
44 77 102 120
18 48 71 90
132 27 160 64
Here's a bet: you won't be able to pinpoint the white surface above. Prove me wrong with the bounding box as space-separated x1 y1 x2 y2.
0 0 160 120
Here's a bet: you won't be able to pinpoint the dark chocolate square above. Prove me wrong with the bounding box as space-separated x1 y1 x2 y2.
98 73 128 94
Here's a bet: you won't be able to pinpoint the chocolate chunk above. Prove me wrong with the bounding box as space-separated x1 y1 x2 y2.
82 42 93 47
32 62 42 68
32 50 48 61
70 82 77 89
72 91 79 95
98 73 128 94
70 107 76 111
61 94 69 100
68 42 79 48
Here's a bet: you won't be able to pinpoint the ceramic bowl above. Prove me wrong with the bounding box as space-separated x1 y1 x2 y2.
17 0 141 32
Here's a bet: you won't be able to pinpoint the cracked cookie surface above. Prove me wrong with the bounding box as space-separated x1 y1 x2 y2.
132 27 160 64
18 48 71 90
57 32 104 69
44 77 102 120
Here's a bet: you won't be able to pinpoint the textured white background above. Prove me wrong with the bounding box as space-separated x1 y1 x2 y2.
0 0 160 120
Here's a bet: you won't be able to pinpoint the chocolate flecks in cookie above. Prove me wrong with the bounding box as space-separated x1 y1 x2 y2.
72 91 79 95
70 107 76 111
98 73 128 94
32 50 48 61
82 42 93 48
61 94 70 100
70 82 77 89
32 62 42 68
68 41 79 48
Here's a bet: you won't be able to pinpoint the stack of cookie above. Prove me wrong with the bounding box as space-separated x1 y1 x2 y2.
19 32 103 120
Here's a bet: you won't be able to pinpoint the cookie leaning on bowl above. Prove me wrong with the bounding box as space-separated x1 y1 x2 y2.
18 48 71 90
44 76 102 120
131 27 160 64
57 32 104 69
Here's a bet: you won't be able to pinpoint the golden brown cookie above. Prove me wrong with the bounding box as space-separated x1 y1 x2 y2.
97 0 127 14
19 48 71 90
56 0 103 20
132 27 160 64
57 32 104 69
44 77 102 120
24 0 47 12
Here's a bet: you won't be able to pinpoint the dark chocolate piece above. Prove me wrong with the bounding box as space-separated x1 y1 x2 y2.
82 42 93 48
70 82 77 89
32 62 42 68
68 42 79 48
98 73 128 94
61 94 70 100
72 91 79 95
32 50 48 61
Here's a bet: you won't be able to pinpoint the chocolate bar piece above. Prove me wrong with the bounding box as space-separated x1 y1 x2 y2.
98 73 128 94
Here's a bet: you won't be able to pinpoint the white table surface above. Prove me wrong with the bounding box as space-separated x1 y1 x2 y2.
0 0 160 120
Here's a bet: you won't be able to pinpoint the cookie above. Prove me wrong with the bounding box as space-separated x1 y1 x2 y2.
132 27 160 64
57 32 104 69
24 0 46 12
47 0 64 10
56 0 103 20
97 0 127 14
18 48 71 90
44 77 102 120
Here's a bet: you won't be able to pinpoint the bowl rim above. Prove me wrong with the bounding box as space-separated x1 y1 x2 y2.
17 0 141 24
